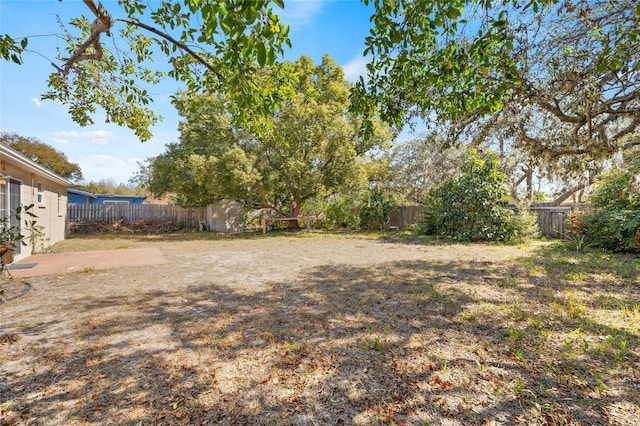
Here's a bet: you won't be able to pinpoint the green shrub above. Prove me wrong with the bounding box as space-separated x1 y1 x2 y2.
359 190 398 231
589 168 640 211
419 149 537 243
503 206 540 244
570 163 640 252
302 195 362 229
579 209 640 252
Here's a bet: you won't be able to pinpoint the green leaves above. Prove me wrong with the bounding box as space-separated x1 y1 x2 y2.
148 55 391 215
420 149 523 242
257 41 267 67
352 0 556 131
29 0 292 140
0 35 27 64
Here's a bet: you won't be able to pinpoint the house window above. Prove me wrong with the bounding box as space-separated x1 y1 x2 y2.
37 183 44 205
103 200 129 205
57 192 63 216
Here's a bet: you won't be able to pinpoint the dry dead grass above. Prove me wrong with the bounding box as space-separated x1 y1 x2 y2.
1 232 639 425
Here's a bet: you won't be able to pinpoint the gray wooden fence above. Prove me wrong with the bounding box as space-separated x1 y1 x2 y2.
388 206 423 229
529 205 571 239
67 202 586 239
386 204 587 239
528 204 589 239
67 204 207 233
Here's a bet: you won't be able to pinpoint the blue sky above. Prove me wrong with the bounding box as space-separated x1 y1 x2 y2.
0 0 379 184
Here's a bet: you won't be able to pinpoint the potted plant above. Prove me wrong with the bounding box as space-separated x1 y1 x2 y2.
1 204 37 271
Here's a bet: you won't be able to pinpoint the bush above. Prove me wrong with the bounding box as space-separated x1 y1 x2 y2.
568 164 640 252
589 168 640 210
577 209 640 252
302 195 362 229
503 206 540 244
419 149 537 243
359 190 398 231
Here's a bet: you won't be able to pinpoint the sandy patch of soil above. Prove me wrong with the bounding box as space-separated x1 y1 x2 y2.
1 233 638 425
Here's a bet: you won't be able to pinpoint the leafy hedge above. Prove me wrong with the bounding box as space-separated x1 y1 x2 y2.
419 149 538 243
565 165 640 252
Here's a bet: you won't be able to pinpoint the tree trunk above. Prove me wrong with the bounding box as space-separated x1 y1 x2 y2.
287 203 302 229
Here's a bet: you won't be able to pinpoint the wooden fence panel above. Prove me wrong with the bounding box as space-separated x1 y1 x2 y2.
529 206 571 239
388 205 423 229
67 204 207 234
67 203 588 239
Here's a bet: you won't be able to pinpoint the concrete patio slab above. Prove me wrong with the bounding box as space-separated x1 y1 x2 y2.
7 247 167 278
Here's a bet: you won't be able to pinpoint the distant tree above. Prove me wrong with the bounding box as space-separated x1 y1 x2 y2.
0 132 83 182
390 132 467 204
146 55 391 223
74 178 143 196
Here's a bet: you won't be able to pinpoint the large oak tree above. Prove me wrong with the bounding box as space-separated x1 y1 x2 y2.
145 55 391 220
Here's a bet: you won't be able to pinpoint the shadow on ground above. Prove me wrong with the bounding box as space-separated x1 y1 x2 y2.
1 241 638 425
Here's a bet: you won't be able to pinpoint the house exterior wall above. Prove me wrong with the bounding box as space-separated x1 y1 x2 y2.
1 162 68 260
68 192 93 204
94 195 146 205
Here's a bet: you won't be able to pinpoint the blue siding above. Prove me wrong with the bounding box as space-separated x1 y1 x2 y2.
68 192 94 204
68 189 146 205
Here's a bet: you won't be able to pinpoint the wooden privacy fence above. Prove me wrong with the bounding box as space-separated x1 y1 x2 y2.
529 204 590 239
387 204 587 239
66 202 587 239
527 205 568 239
388 205 423 229
67 204 207 234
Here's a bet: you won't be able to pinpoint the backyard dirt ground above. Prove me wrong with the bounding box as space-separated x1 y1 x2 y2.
1 232 639 425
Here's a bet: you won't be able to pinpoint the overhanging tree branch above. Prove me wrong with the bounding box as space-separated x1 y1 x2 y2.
61 0 224 82
62 0 113 75
116 18 225 83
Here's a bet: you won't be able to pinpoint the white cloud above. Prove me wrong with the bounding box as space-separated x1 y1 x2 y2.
342 54 369 82
280 0 325 31
31 98 42 108
52 130 115 146
54 131 80 138
79 155 142 183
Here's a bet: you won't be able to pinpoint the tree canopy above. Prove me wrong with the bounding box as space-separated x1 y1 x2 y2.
1 0 638 205
0 0 640 141
145 55 391 218
0 0 588 140
353 0 639 128
1 0 292 141
441 0 640 203
0 132 83 182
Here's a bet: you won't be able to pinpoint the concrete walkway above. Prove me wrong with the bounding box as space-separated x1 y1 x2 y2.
7 247 167 279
